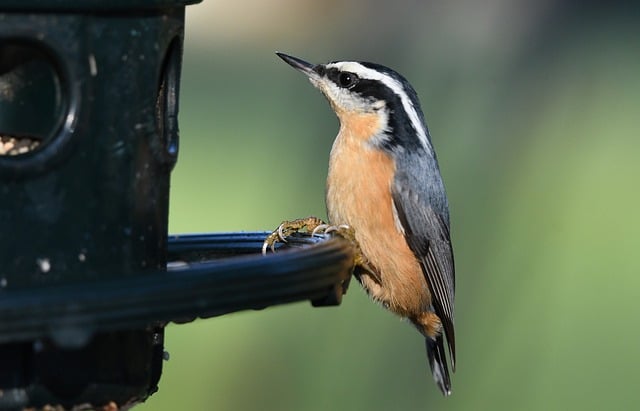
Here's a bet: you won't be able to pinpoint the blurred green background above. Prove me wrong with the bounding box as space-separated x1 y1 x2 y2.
140 1 640 410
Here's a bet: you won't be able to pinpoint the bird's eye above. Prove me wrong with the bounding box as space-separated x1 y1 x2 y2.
338 72 358 88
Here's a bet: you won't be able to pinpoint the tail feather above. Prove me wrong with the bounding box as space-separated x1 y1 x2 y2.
426 335 452 396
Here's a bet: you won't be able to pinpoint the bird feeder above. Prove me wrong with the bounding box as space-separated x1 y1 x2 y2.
0 1 353 409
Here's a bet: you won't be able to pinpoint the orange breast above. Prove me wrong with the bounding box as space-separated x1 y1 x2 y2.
326 111 432 316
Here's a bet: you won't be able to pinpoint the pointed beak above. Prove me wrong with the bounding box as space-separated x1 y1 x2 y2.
276 52 319 79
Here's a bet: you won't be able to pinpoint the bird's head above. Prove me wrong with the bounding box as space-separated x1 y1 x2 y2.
276 52 432 153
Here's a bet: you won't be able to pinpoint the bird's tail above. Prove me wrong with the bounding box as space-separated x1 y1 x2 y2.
426 335 452 396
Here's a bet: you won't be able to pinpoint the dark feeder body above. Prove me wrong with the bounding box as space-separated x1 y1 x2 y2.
0 1 353 410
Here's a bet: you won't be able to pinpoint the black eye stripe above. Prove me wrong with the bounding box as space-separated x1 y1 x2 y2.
325 67 359 89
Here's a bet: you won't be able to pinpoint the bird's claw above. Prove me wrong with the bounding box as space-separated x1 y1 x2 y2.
262 216 325 255
311 224 353 236
277 224 289 243
262 219 374 281
311 224 373 277
310 224 328 237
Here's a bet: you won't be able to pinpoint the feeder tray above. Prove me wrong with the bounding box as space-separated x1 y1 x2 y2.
0 232 354 346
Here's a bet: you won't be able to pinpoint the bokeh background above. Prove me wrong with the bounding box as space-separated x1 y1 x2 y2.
140 1 639 410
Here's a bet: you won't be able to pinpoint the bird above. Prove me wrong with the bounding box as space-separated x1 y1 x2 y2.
266 52 456 396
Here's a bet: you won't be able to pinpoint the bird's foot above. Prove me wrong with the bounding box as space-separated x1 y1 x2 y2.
263 218 378 284
310 224 369 270
262 216 325 255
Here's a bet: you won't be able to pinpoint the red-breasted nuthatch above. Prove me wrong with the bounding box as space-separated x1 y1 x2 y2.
269 52 456 396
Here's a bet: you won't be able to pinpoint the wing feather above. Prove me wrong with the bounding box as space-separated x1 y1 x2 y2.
392 179 456 369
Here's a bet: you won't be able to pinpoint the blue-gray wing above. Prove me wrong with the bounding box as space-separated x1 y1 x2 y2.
391 167 456 369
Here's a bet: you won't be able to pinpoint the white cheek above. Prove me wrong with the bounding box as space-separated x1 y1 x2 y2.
313 81 365 112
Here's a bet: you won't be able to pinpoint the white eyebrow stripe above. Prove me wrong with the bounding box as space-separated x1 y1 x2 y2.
326 61 431 154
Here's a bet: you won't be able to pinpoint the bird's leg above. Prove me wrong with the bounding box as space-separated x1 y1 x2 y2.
263 219 381 284
313 224 361 264
262 216 325 255
311 224 381 283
